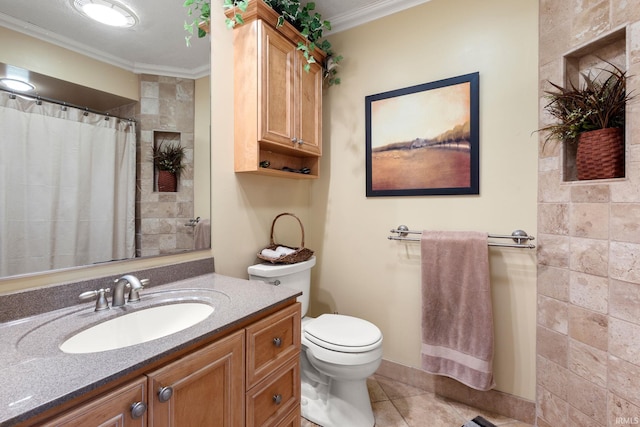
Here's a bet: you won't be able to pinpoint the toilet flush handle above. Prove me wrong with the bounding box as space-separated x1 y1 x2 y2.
268 279 281 286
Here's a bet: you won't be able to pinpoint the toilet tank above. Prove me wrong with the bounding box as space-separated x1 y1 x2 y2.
248 256 316 317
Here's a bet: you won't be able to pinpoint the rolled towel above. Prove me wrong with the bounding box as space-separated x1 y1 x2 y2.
275 246 296 256
261 248 282 259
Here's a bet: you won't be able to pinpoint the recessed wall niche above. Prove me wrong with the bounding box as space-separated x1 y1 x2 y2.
561 27 627 182
154 131 182 193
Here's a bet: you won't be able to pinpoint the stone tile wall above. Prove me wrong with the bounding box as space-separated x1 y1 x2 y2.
538 1 640 426
135 75 195 257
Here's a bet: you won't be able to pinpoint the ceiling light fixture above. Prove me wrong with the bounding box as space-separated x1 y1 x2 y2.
0 78 36 92
72 0 138 28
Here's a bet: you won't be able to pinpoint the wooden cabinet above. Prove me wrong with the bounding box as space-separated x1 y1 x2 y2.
231 0 325 179
35 303 301 427
40 378 147 427
146 330 244 427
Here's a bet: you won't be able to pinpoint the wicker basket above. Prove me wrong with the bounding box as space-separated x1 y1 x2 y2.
577 128 625 180
257 213 314 264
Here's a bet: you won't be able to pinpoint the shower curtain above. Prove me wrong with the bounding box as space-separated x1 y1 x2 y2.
0 92 136 277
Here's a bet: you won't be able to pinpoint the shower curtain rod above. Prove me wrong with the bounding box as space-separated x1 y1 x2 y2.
0 88 136 122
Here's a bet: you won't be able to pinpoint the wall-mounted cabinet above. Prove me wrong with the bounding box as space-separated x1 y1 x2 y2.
229 0 325 179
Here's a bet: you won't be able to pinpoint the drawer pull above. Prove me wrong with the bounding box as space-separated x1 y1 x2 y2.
273 394 283 405
130 401 147 419
272 337 282 347
157 386 174 403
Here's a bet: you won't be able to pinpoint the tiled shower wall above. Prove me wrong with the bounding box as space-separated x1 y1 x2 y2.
537 1 640 426
135 74 195 257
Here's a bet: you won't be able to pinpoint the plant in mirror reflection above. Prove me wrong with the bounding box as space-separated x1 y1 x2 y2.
153 139 186 175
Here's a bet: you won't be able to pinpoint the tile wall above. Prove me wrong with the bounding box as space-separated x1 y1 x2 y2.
135 74 196 257
537 1 640 426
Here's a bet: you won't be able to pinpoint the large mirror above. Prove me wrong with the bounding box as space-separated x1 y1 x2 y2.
0 0 211 279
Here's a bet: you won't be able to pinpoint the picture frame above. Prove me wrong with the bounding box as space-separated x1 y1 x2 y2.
365 72 479 197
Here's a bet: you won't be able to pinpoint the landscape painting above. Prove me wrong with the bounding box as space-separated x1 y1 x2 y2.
365 72 479 197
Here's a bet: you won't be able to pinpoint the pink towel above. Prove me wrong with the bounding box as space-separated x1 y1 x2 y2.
420 230 495 391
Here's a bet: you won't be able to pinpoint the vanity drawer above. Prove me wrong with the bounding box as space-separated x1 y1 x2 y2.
273 407 301 427
246 302 301 388
246 355 300 427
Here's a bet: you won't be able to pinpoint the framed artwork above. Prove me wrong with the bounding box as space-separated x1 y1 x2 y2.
365 72 479 197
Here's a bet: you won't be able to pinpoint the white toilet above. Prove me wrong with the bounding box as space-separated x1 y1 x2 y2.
248 256 383 427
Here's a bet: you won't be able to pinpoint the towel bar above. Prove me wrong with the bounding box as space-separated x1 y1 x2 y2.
185 217 201 227
388 225 536 249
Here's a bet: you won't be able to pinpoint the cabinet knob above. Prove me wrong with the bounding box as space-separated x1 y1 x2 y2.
157 386 174 403
298 139 304 145
273 394 283 405
130 401 147 419
291 137 298 144
272 337 282 347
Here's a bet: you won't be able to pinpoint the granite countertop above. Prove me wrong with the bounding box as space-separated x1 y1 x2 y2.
0 273 300 426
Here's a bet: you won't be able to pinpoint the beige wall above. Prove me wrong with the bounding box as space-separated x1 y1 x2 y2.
308 0 539 400
0 27 138 101
194 76 211 218
208 9 314 280
537 2 640 426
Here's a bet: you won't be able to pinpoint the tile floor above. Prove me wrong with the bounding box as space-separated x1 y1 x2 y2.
300 375 533 427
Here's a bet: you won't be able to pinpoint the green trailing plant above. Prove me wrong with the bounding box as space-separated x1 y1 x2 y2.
183 0 211 46
185 0 342 85
539 61 633 146
223 0 249 28
153 140 186 175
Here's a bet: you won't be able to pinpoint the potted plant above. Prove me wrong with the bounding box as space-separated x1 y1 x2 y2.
539 62 633 180
184 0 342 86
153 140 186 192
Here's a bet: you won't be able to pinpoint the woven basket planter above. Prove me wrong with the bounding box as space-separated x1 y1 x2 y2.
576 128 625 180
157 170 177 192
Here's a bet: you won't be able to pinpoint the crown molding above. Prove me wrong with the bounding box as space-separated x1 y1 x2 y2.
0 12 206 79
326 0 432 35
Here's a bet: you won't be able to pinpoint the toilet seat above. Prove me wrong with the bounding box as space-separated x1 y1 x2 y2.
304 314 382 353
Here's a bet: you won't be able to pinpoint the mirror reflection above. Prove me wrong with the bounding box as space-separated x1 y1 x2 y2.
0 1 211 279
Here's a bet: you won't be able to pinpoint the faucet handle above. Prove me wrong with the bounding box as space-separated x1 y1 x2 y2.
79 288 111 311
128 278 149 303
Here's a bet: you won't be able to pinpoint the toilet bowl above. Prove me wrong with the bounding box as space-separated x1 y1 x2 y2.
248 256 383 427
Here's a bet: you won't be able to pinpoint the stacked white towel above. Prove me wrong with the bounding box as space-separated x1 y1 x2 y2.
260 246 296 259
260 249 281 259
276 246 295 255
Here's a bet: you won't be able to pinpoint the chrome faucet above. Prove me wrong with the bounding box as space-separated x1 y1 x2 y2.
112 274 146 307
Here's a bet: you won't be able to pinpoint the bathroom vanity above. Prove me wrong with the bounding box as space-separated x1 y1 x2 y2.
0 262 301 427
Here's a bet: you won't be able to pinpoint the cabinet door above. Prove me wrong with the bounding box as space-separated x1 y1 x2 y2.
259 23 296 148
39 378 146 427
146 330 244 427
295 52 322 156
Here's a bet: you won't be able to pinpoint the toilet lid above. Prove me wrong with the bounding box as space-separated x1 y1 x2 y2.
304 314 382 353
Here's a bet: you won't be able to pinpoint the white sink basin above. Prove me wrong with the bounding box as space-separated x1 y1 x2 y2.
59 302 214 354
